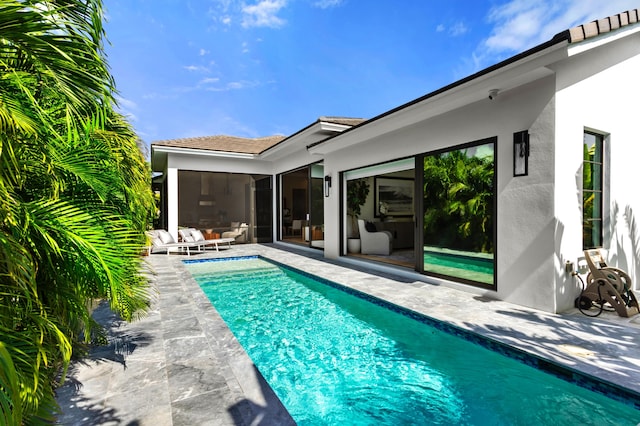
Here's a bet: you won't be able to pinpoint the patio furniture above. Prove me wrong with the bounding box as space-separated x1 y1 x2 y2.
221 222 248 243
180 228 235 251
357 219 393 255
147 229 202 256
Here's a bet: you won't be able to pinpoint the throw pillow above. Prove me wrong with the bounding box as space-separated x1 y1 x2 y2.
191 229 205 241
157 230 174 244
365 221 377 232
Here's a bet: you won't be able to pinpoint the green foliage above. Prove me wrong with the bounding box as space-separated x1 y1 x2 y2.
583 141 599 247
423 146 494 253
0 1 155 423
346 179 370 237
346 179 369 218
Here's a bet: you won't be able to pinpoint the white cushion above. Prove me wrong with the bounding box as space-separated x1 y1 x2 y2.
157 230 174 244
191 229 205 241
178 229 191 240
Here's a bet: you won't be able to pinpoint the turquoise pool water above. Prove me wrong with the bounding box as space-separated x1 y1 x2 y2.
423 248 494 285
186 257 639 425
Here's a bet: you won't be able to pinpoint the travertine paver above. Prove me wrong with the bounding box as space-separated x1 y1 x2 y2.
55 243 640 425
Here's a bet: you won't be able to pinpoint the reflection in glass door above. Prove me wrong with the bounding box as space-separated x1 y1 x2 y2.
310 163 325 248
420 139 496 287
279 163 324 249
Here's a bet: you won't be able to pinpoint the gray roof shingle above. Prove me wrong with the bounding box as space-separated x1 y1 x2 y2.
152 135 286 154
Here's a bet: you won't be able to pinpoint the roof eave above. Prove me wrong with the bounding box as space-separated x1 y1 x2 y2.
258 118 355 158
568 21 640 56
152 144 258 159
307 36 569 155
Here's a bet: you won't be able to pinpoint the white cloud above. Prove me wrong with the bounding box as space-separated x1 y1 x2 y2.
199 48 210 56
241 0 287 28
221 15 232 25
184 65 210 73
483 0 639 54
435 21 468 37
313 0 343 9
471 0 639 70
204 80 261 91
115 96 137 111
449 21 468 37
114 96 138 121
200 77 221 84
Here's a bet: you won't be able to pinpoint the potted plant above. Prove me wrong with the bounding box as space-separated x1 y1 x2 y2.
346 178 370 253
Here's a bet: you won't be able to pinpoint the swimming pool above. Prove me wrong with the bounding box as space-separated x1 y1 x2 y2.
185 256 639 425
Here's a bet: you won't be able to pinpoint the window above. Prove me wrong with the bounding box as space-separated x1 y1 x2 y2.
177 171 273 243
583 131 604 249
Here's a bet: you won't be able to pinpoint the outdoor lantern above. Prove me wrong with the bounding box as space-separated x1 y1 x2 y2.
324 174 332 197
513 130 530 176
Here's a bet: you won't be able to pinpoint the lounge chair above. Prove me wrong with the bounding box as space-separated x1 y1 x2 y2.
147 229 202 256
576 249 639 317
358 219 393 255
179 228 235 251
222 222 248 243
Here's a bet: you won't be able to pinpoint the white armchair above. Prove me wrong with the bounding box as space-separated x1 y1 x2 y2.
222 222 248 243
357 219 393 255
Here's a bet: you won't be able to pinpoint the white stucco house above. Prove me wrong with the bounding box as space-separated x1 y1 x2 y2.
151 9 640 314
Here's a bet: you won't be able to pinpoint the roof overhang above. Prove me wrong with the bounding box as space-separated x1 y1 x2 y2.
151 144 257 172
258 119 354 160
307 40 568 156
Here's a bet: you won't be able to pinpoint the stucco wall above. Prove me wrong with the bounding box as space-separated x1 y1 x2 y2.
554 31 640 312
323 76 558 311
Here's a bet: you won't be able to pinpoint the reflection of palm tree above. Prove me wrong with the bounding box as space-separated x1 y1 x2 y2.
423 148 494 252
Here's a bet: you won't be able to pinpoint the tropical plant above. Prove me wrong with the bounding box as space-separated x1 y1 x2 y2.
0 1 154 423
346 178 370 237
423 146 494 253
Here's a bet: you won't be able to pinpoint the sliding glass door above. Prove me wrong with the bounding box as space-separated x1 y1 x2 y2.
279 162 325 249
176 171 272 243
419 138 496 287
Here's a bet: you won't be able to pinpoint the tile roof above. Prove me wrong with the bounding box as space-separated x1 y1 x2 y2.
152 135 286 155
152 117 365 155
567 8 639 42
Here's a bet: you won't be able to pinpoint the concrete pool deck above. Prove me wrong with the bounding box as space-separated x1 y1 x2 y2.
55 243 640 425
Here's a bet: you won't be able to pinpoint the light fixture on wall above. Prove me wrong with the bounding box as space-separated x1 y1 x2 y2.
513 130 530 176
324 174 332 197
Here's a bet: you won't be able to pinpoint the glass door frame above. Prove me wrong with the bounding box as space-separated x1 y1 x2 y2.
416 137 498 289
277 161 325 249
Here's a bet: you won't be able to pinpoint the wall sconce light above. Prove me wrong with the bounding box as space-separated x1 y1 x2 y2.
324 174 332 197
513 130 530 176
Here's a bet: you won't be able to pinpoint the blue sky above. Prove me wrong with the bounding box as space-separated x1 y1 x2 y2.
104 0 638 145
